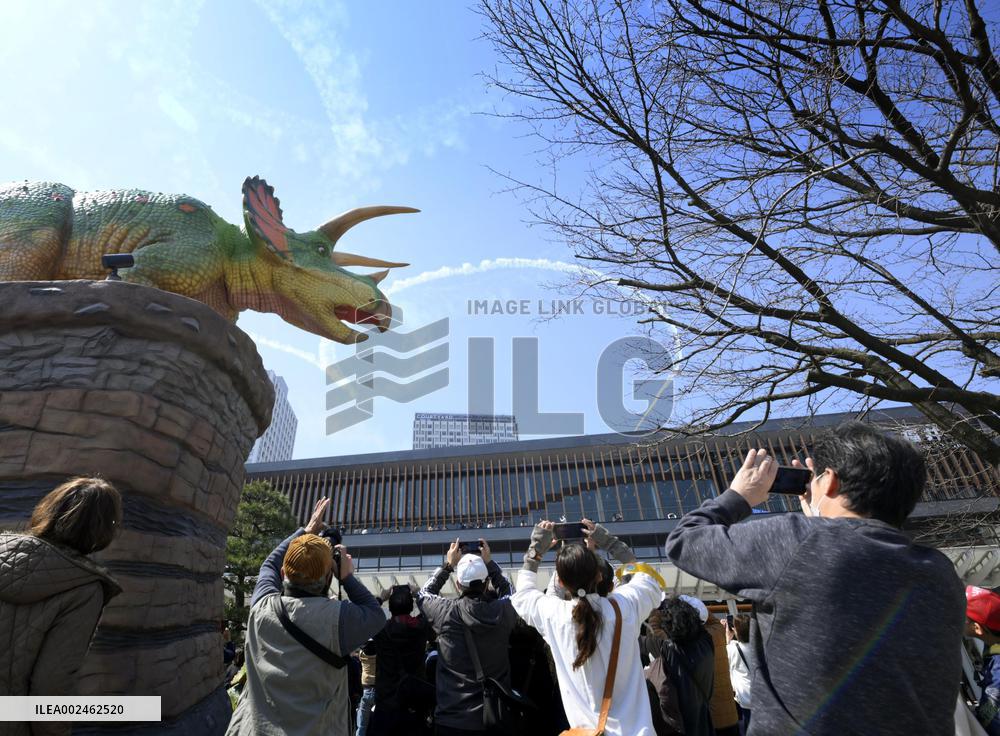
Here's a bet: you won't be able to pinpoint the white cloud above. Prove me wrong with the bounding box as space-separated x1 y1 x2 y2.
157 92 199 132
253 0 383 177
247 331 326 371
251 0 475 189
0 127 92 187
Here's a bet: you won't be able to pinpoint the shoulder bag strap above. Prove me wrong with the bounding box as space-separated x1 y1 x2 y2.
276 595 349 669
735 641 751 672
596 598 623 734
461 618 486 684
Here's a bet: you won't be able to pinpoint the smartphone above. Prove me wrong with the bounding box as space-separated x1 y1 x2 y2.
552 522 586 540
459 540 482 555
726 614 734 628
769 466 812 494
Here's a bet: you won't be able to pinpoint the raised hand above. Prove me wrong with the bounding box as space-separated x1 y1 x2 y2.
729 449 778 507
333 545 354 580
446 538 462 568
792 456 816 516
305 498 331 534
528 521 555 560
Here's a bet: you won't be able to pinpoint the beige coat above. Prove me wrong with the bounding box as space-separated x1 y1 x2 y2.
705 616 739 729
0 533 121 736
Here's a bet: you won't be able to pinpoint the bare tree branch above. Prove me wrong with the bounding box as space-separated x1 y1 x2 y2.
481 0 1000 464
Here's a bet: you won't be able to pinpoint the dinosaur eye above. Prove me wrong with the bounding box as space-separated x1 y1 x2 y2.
317 245 328 256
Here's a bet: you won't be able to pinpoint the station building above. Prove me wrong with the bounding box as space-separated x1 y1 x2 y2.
246 407 1000 600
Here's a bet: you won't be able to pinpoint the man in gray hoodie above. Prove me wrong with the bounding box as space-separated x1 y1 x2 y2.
418 538 517 735
665 422 965 735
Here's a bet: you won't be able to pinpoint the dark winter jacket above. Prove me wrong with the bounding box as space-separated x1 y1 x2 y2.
645 631 716 736
0 533 122 736
365 614 435 711
417 561 518 731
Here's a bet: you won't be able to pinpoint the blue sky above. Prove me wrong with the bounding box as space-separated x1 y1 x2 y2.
0 0 673 458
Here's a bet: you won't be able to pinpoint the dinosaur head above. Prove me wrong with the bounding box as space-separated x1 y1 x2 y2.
242 176 414 344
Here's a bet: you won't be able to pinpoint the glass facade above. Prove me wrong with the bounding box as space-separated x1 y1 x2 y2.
333 532 678 572
248 419 996 533
413 413 519 450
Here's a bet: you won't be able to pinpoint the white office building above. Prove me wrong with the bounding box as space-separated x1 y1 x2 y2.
412 413 518 450
247 370 298 463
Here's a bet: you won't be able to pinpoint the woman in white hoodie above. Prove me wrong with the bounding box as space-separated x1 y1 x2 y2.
512 521 662 736
726 614 754 735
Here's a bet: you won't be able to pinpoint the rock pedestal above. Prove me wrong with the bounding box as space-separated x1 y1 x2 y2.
0 280 274 734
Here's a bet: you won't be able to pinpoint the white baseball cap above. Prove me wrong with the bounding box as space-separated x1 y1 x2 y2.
679 594 709 623
456 554 489 586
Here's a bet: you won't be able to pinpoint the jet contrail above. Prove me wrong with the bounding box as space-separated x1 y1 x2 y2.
383 257 606 296
249 257 677 370
245 332 327 371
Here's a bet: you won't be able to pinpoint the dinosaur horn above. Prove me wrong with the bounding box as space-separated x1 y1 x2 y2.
368 269 390 284
331 253 410 269
318 205 420 245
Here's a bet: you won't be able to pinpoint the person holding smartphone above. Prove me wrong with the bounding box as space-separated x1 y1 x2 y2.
416 538 518 735
545 519 638 600
512 521 662 735
664 422 965 735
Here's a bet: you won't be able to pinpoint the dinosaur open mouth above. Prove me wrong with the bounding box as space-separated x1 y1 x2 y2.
334 302 392 332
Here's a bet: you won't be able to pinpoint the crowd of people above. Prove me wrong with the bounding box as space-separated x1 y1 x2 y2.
2 422 1000 736
352 519 547 535
345 514 627 536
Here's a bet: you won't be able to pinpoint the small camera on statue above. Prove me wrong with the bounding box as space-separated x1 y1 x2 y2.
101 253 134 281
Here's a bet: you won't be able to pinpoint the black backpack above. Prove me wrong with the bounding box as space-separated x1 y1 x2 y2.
459 620 537 735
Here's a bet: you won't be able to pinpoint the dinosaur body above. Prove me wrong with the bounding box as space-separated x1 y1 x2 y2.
0 177 414 343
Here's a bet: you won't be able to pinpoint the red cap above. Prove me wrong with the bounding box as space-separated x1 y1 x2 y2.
966 586 1000 630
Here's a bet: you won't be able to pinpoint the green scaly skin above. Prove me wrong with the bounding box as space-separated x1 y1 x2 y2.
0 178 403 344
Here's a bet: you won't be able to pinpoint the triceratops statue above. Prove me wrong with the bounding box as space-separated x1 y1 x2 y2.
0 176 414 343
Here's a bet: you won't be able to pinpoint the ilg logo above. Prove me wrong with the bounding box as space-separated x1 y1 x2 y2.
325 302 674 437
325 305 449 434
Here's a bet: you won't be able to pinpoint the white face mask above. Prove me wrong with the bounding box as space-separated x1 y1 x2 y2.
810 469 829 517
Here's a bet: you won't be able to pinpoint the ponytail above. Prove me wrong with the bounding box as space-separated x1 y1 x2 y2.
571 596 603 669
556 543 604 669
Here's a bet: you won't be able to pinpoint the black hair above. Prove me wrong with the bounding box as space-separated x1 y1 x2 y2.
733 614 751 644
556 543 603 669
652 596 704 645
595 557 614 597
810 422 926 527
461 579 487 598
388 585 414 616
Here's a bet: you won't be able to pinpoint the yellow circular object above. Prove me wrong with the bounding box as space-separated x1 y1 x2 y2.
615 562 668 591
